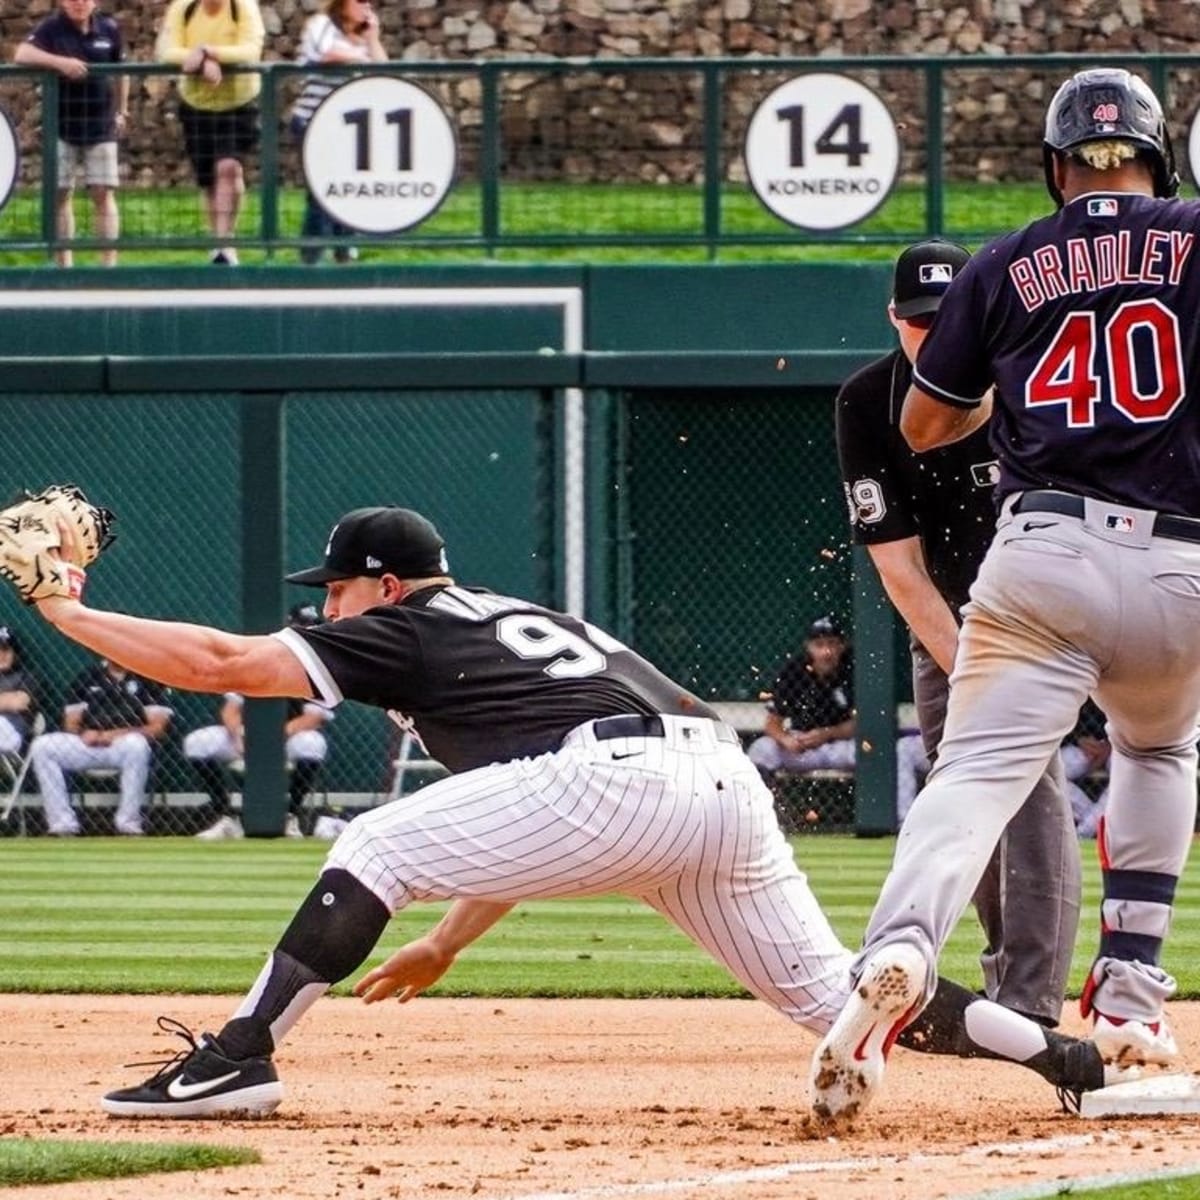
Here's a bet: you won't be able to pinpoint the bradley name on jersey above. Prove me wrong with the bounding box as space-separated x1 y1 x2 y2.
1009 220 1193 313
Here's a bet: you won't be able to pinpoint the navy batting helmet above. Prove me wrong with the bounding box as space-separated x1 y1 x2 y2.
1042 68 1178 207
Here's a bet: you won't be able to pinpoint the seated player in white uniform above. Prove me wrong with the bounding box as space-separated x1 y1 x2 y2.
188 603 332 840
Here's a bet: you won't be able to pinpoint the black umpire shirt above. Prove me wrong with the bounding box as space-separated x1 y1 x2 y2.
278 584 720 773
837 348 999 615
765 653 854 734
65 664 171 732
25 10 123 144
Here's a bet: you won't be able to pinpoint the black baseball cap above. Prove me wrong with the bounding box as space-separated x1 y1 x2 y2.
285 507 449 586
892 239 971 319
806 616 844 640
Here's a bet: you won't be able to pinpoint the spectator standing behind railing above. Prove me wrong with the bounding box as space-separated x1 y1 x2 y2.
289 0 386 264
157 0 265 265
13 0 127 268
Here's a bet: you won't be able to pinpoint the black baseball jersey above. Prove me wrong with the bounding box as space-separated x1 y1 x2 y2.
65 664 172 732
914 191 1200 516
766 654 854 733
25 10 124 145
280 585 719 772
0 665 40 742
837 348 999 613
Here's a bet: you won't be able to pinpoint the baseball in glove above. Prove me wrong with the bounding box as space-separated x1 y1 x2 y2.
0 484 115 603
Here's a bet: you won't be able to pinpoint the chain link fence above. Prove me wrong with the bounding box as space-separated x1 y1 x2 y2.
1 384 561 837
1 56 1198 261
1 377 887 838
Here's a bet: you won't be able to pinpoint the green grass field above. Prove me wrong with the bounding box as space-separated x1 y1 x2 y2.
2 834 1197 1196
1 833 1195 999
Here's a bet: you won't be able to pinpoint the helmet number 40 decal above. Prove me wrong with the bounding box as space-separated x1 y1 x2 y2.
1026 299 1184 427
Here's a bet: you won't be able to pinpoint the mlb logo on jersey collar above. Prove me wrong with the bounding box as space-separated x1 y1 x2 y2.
1088 197 1119 217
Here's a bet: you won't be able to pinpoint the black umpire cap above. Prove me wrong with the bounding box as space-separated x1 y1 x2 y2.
806 616 845 640
892 238 971 319
285 507 449 586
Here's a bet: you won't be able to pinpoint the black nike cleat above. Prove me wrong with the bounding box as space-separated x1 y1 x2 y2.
101 1016 283 1119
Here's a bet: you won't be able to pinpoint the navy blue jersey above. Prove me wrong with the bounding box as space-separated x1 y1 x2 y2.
837 348 999 613
913 191 1200 516
279 584 719 773
26 11 124 144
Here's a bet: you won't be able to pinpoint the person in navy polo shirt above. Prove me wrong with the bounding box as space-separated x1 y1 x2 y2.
14 0 127 267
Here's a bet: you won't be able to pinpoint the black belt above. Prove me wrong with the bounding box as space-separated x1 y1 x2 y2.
592 714 740 746
1012 490 1200 545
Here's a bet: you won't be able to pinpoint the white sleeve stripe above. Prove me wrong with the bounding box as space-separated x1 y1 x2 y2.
271 628 344 707
911 366 984 409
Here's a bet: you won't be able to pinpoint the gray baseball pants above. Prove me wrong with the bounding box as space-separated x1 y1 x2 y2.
857 495 1200 1020
912 643 1079 1025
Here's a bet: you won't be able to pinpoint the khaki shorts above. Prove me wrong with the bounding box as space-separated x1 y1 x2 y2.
56 140 119 190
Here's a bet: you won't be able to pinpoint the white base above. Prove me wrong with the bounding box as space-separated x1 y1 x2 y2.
1079 1072 1200 1118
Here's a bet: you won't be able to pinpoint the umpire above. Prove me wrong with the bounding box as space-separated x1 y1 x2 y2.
835 239 1080 1028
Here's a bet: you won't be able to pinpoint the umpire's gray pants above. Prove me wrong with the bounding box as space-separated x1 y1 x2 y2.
857 495 1200 1016
912 643 1079 1025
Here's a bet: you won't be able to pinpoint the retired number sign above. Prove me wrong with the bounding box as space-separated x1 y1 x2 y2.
303 75 457 235
1187 105 1200 195
0 107 18 214
744 73 899 230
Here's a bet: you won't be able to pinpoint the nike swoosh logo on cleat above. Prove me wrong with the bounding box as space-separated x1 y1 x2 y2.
852 1026 877 1062
166 1070 243 1100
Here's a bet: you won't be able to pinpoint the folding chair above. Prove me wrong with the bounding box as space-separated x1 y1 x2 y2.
386 730 448 802
0 712 47 836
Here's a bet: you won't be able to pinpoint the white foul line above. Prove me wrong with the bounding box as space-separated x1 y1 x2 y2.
472 1133 1103 1200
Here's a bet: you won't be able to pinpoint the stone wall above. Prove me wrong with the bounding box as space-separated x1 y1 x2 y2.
1 0 1196 192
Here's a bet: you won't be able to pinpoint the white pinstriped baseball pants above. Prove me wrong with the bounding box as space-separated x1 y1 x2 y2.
326 714 853 1032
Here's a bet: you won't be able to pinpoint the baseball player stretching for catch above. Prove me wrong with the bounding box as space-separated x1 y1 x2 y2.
3 500 1114 1116
836 238 1081 1028
813 67 1200 1120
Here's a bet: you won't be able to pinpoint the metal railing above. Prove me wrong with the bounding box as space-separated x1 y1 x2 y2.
0 53 1195 263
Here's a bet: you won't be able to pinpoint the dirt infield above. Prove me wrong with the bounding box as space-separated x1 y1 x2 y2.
4 995 1200 1200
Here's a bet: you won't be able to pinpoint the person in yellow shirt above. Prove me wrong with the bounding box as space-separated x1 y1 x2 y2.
158 0 264 264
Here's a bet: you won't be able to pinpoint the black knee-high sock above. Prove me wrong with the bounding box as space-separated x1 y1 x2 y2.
288 759 321 816
192 759 230 814
218 869 390 1059
897 977 1104 1093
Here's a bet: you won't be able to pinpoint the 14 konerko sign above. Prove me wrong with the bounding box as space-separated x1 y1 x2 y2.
744 73 900 231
